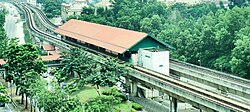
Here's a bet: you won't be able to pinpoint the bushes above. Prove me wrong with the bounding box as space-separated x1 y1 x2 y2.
132 103 142 111
102 87 127 102
64 81 79 94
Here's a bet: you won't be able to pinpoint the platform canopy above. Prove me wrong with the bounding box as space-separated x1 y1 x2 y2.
55 19 172 54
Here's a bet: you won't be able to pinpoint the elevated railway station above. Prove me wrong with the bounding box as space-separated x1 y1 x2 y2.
54 19 173 63
14 2 250 112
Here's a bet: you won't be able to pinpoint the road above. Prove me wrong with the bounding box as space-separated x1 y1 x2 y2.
3 2 25 45
0 103 13 112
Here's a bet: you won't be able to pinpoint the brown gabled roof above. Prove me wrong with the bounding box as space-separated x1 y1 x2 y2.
43 44 55 51
41 55 62 61
0 50 62 64
41 51 61 61
0 59 6 65
54 19 148 54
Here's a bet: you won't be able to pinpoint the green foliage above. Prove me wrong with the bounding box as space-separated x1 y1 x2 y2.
42 0 61 18
61 97 83 112
3 41 47 108
73 1 250 78
0 84 9 103
31 80 83 111
64 81 79 94
102 87 127 102
84 96 120 112
230 26 250 78
86 57 127 88
60 47 93 84
228 0 250 8
23 23 32 43
0 9 8 59
131 103 142 111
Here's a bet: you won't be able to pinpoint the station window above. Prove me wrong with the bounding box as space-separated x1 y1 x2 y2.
159 65 163 67
145 55 150 58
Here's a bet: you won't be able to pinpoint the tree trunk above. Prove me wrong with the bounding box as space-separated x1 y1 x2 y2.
21 94 24 104
30 97 32 112
25 94 28 109
16 87 18 95
95 85 101 96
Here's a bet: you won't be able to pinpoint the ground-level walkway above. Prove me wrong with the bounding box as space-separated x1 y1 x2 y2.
130 96 168 112
130 96 201 112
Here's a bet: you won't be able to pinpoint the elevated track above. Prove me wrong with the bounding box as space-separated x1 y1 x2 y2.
20 3 250 112
25 2 250 101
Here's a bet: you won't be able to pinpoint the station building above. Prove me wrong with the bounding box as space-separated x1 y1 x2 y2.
54 19 173 75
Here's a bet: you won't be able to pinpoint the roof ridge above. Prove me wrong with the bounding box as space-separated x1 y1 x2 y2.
57 28 128 49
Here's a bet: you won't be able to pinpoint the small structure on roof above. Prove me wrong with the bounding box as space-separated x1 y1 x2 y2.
0 59 6 66
43 44 55 51
54 19 173 63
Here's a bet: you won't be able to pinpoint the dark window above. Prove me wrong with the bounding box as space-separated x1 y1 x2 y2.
145 55 150 58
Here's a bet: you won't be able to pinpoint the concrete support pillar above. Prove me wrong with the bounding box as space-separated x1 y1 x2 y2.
40 40 44 49
0 70 4 79
125 78 131 92
169 96 178 112
131 81 138 97
3 70 6 79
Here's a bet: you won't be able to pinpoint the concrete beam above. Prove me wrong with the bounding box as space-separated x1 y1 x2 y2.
127 68 244 112
170 64 250 99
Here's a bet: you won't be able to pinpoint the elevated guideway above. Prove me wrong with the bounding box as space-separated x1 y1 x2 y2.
25 2 250 103
170 59 250 100
19 3 250 111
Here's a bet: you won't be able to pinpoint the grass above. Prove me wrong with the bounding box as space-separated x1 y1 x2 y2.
23 23 32 43
66 78 135 111
73 85 107 102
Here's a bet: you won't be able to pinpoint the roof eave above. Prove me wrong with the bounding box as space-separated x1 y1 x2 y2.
121 34 149 54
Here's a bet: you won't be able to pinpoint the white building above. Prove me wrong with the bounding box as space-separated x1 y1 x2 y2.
61 0 88 21
160 0 229 7
138 48 169 76
27 0 37 5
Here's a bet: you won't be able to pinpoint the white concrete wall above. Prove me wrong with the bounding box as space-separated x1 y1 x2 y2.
138 49 169 76
27 0 37 5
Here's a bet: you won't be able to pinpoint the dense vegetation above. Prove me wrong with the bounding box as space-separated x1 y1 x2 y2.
0 8 8 59
37 0 61 18
68 0 250 79
0 7 10 105
53 47 129 111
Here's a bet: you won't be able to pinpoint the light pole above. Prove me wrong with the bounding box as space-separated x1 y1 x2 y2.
219 64 222 72
198 60 201 66
10 80 13 99
126 93 129 101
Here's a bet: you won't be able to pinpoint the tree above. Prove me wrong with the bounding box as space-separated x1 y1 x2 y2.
86 58 127 96
28 79 47 112
230 25 250 78
0 84 9 103
32 81 83 112
74 0 250 78
60 48 93 86
84 96 120 112
21 70 40 109
228 0 250 8
4 43 47 105
43 0 62 18
0 10 8 59
61 97 83 112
